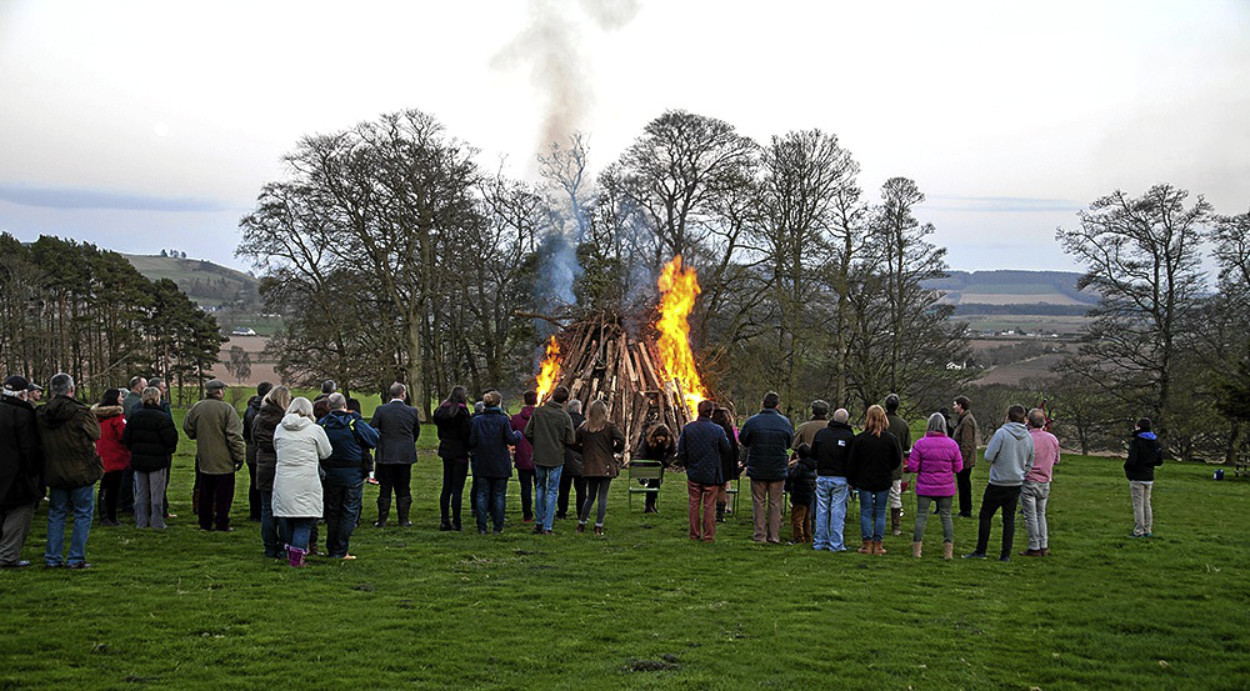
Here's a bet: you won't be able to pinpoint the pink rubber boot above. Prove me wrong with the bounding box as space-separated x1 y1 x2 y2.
287 545 307 568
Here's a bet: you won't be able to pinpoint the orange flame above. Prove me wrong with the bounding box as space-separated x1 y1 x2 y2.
535 334 562 403
655 255 708 417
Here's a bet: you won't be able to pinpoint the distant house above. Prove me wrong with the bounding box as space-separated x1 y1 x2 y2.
946 361 968 371
231 327 258 336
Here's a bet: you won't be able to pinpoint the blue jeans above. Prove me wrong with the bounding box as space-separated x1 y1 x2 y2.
476 477 508 532
859 488 889 542
281 517 316 552
534 465 563 531
259 491 283 557
814 476 849 551
322 466 364 558
45 485 94 566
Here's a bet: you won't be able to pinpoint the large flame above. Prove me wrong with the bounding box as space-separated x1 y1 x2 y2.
655 255 708 417
535 334 562 403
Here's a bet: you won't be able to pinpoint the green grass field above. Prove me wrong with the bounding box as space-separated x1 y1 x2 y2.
2 404 1248 689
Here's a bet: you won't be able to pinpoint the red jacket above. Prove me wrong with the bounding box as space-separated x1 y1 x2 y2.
93 405 131 473
511 406 535 471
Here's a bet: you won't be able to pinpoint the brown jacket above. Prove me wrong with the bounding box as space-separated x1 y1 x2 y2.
576 423 625 478
184 396 246 475
953 411 979 469
36 395 103 489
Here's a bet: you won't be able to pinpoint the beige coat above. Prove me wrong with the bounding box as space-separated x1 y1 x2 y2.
183 397 246 475
953 411 979 469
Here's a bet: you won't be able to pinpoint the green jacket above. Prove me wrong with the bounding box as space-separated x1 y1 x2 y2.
183 397 246 475
36 395 103 489
954 411 979 469
524 401 576 468
887 413 912 481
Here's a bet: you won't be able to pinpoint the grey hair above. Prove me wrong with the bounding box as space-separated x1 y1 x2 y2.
388 382 406 399
1028 408 1046 429
927 412 948 435
833 408 849 424
50 373 74 397
327 393 347 410
567 399 582 414
287 397 314 418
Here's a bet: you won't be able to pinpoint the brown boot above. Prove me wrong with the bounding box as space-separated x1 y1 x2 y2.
857 539 872 554
943 542 954 560
872 541 887 556
891 508 902 536
912 541 923 558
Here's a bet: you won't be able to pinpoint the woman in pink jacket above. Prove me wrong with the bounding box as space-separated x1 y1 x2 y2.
906 412 964 559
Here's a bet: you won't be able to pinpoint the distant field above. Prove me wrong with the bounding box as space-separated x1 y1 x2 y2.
961 314 1092 335
956 292 1090 306
978 352 1068 385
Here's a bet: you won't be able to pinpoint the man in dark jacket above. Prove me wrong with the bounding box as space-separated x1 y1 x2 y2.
676 400 731 542
557 399 587 520
810 408 856 552
511 391 538 522
1 376 42 568
36 373 102 569
885 394 912 536
318 393 379 559
469 391 522 534
739 391 794 544
118 375 147 516
1125 417 1164 538
242 381 272 522
371 382 421 527
524 386 576 535
952 395 979 517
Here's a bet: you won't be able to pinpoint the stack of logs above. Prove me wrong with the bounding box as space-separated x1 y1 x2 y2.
544 313 697 460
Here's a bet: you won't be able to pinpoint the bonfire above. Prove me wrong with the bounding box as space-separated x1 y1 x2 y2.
532 256 711 459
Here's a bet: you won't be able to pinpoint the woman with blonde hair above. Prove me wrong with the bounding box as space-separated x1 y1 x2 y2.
271 397 332 567
252 385 292 558
575 399 625 535
848 405 903 555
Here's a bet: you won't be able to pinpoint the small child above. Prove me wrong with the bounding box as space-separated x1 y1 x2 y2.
787 446 817 543
1124 417 1163 537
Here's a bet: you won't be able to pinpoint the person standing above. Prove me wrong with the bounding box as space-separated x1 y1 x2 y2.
711 406 740 523
884 394 912 537
118 375 146 516
809 408 855 552
242 381 273 523
739 392 794 544
317 393 378 560
272 397 333 567
371 383 420 528
25 383 43 404
183 379 246 532
786 446 817 544
952 396 979 518
1124 417 1163 538
964 404 1034 562
146 376 175 520
557 399 587 520
432 386 472 531
635 424 675 515
510 391 538 523
122 387 178 530
525 385 576 535
469 390 522 534
574 399 625 536
848 405 903 556
250 385 291 557
0 376 42 568
1020 408 1060 556
92 389 130 527
792 400 829 451
37 373 102 569
676 400 730 542
906 412 963 559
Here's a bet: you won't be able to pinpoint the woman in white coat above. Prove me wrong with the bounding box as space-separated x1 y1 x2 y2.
272 397 333 567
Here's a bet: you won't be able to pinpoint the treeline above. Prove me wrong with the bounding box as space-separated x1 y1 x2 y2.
0 234 224 404
237 109 973 416
953 304 1091 317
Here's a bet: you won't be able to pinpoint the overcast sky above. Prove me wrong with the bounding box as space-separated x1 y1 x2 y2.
1 0 1247 273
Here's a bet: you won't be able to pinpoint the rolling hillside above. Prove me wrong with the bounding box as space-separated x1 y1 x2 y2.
925 269 1095 307
123 254 260 308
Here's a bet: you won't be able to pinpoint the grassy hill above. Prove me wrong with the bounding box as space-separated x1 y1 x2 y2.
123 254 260 308
927 270 1097 307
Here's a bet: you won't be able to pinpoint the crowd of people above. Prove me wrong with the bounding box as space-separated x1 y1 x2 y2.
0 370 1167 570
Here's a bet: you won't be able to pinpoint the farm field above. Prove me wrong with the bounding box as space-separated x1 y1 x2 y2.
2 405 1247 689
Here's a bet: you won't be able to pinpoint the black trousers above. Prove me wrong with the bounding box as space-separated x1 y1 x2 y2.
557 471 586 519
196 472 235 531
377 464 413 502
246 458 261 520
440 459 468 523
956 467 974 516
974 483 1021 557
99 470 124 523
517 469 536 520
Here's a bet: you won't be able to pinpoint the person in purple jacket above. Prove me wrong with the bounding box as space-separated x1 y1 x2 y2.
1021 408 1060 556
511 391 538 523
906 412 964 559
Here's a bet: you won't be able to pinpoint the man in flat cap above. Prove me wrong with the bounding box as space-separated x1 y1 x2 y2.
183 379 246 531
1 376 42 567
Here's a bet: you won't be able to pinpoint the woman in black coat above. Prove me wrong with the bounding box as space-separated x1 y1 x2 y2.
847 405 902 556
432 386 473 531
251 385 291 557
712 406 740 522
122 387 178 530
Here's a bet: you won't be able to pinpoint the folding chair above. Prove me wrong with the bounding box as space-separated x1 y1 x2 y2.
627 460 664 509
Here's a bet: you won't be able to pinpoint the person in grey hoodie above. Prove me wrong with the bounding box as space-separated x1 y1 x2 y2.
964 404 1034 562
